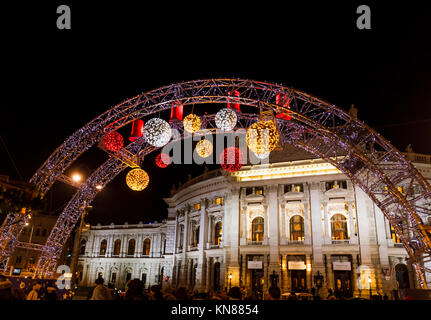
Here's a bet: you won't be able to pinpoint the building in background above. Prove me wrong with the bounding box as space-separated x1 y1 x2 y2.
77 146 431 297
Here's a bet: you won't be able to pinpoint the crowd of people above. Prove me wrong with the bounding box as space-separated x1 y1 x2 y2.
0 274 403 301
0 274 58 300
85 277 392 301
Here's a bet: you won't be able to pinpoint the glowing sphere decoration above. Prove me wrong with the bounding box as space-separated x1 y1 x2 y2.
183 114 201 133
195 139 213 158
103 131 124 152
126 168 149 191
156 153 170 168
215 108 237 131
246 120 279 154
219 147 244 172
143 118 172 147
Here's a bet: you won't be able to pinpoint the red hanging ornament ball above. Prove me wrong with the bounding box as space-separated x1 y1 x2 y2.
156 153 170 168
219 147 244 172
103 131 124 152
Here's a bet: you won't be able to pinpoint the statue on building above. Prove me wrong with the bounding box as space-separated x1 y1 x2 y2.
348 104 358 118
405 144 414 153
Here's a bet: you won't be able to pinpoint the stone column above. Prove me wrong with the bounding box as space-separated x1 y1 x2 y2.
326 255 334 291
323 201 330 244
355 187 373 267
263 254 268 292
206 216 212 248
196 199 208 290
309 182 327 297
267 185 280 277
241 254 247 288
240 205 247 245
263 204 269 245
280 203 287 245
306 254 312 290
304 202 311 245
352 255 360 296
206 257 212 291
225 187 240 288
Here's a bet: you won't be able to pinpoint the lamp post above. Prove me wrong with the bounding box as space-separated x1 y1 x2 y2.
368 276 372 300
228 273 233 290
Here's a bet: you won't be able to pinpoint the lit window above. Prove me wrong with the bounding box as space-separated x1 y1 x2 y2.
99 239 107 255
331 214 349 240
255 187 264 195
194 203 201 210
290 215 304 241
216 197 223 205
143 238 151 255
113 239 121 256
127 239 136 256
214 222 222 245
252 217 264 242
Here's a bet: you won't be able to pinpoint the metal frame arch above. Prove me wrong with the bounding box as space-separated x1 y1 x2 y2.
0 79 429 288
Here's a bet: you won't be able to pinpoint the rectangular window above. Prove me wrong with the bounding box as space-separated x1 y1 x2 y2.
284 185 293 193
193 203 201 210
255 187 264 195
16 256 22 264
216 197 223 205
111 273 117 283
339 180 347 189
245 188 253 196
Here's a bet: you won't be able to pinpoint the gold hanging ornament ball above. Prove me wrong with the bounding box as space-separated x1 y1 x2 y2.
126 168 149 191
183 114 201 133
196 139 213 158
246 120 279 154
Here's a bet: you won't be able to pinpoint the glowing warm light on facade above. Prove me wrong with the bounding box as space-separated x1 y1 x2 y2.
231 161 341 181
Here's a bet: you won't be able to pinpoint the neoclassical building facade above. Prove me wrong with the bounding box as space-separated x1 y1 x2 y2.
77 147 431 297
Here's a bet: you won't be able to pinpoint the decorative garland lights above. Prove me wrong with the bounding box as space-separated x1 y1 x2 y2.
126 168 149 191
183 114 201 133
195 139 213 158
246 119 279 155
143 118 172 147
103 131 124 152
215 108 237 131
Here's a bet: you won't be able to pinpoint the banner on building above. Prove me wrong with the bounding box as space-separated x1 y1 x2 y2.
288 261 306 270
333 261 351 270
248 261 263 269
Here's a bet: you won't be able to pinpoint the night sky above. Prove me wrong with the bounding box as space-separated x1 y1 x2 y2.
1 2 430 226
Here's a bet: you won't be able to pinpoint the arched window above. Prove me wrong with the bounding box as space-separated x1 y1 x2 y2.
80 239 86 255
127 239 136 256
113 239 121 256
214 222 222 245
252 217 264 242
99 239 107 256
290 215 304 241
331 214 349 240
143 238 151 255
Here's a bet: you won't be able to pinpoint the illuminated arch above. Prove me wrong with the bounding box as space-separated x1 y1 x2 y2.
0 79 430 288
